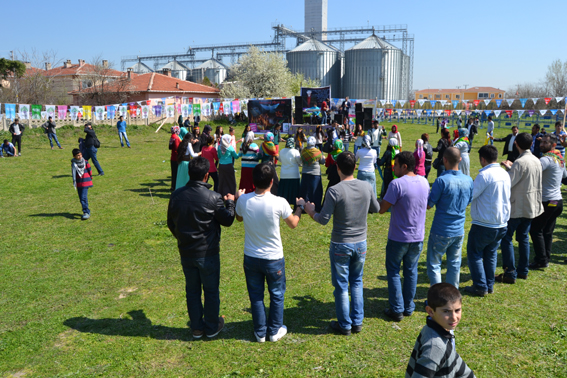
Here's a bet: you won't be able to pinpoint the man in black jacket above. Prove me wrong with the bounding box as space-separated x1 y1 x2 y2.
9 118 24 156
42 116 63 149
493 126 520 162
167 157 236 339
83 123 104 176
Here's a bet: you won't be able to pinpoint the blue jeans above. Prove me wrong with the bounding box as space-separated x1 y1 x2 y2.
84 145 103 175
357 170 376 198
329 240 367 330
243 255 286 338
119 131 130 147
344 142 349 151
385 239 423 314
322 111 328 124
427 233 464 288
467 224 507 292
353 145 360 155
181 254 220 335
77 187 89 214
500 218 532 279
47 133 61 148
371 146 381 169
436 163 446 179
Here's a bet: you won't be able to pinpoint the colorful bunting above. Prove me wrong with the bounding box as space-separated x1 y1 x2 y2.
494 110 502 117
107 105 116 119
31 104 42 119
506 99 515 107
18 104 30 119
539 110 547 116
94 106 105 120
531 98 539 105
70 106 80 120
440 100 447 106
551 109 558 115
5 104 16 119
505 110 514 117
82 106 92 119
517 110 525 118
399 100 407 107
520 99 527 108
409 100 416 108
418 99 426 106
430 100 437 107
452 100 459 108
473 100 480 107
544 97 552 105
57 105 67 120
528 110 535 117
455 110 462 115
495 100 502 108
483 99 491 106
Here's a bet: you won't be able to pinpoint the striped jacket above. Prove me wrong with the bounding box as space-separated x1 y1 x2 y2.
406 318 475 378
75 161 93 188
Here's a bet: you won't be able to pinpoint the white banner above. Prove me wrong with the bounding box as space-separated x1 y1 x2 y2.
506 99 514 106
379 99 387 105
119 106 127 116
556 97 564 103
531 98 539 104
140 105 149 119
455 110 462 115
418 99 426 106
436 110 444 116
165 104 175 118
517 110 525 117
440 100 447 106
494 110 502 117
223 101 231 115
45 105 56 118
18 104 30 119
483 99 491 106
70 106 80 121
416 109 423 116
539 109 547 116
41 111 47 119
95 106 105 121
181 104 190 117
398 100 407 107
462 100 469 104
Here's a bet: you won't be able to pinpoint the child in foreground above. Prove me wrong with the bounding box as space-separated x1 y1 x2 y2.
71 148 93 220
406 283 475 378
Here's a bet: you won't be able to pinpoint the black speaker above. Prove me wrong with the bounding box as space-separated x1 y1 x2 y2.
363 119 372 131
334 114 343 124
355 103 363 113
294 96 303 124
364 108 373 121
355 112 364 126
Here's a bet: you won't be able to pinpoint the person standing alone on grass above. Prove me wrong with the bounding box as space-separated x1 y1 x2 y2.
379 151 429 322
42 116 63 149
426 147 473 289
167 157 236 339
236 163 304 342
304 151 380 335
83 123 104 176
9 118 24 156
71 148 93 220
116 116 131 148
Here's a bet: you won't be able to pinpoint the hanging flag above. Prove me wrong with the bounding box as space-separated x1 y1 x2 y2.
452 100 459 108
551 109 558 115
539 109 548 116
517 110 525 118
165 104 175 118
473 100 480 107
430 100 437 107
409 100 416 108
391 100 397 107
378 99 386 105
94 106 105 120
495 100 502 108
70 106 81 120
439 100 447 106
193 103 201 116
494 110 502 117
462 100 469 104
426 110 432 116
520 98 528 108
555 97 563 104
18 104 30 119
385 109 392 116
82 106 92 119
223 102 231 115
455 110 462 115
398 100 407 107
465 102 470 110
31 104 42 119
505 110 514 117
181 104 190 117
232 100 240 113
544 97 552 105
483 99 491 106
484 110 492 116
140 105 149 119
219 102 224 114
41 111 47 119
528 110 535 117
531 98 539 105
5 104 16 119
45 105 56 118
118 105 127 117
57 105 67 120
107 105 116 119
445 109 451 116
436 110 443 116
153 105 162 117
417 99 426 106
416 109 423 116
506 99 514 107
212 102 220 114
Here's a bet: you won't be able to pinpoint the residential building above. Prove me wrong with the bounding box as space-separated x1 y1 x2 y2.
415 87 506 102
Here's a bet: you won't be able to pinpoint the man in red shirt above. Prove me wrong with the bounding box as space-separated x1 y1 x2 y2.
321 99 329 125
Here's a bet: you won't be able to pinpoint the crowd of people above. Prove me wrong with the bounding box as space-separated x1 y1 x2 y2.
165 116 566 377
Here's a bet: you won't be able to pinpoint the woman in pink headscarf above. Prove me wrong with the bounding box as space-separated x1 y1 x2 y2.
413 139 426 177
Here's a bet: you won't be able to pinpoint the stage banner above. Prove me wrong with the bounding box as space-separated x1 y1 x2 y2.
57 106 67 120
19 104 30 119
301 86 331 109
223 101 231 115
248 98 292 131
520 98 528 108
82 106 92 119
70 106 80 120
473 100 480 107
528 110 535 117
531 98 539 105
165 104 175 118
440 100 447 106
232 100 240 113
483 99 491 106
452 100 459 108
494 110 502 117
495 100 502 108
95 106 105 120
410 100 416 108
107 105 116 119
417 99 426 106
517 110 525 117
544 97 552 105
398 100 407 107
5 104 16 119
430 100 437 107
551 109 558 115
455 110 462 115
416 109 423 116
141 105 150 119
539 110 548 116
31 104 42 119
45 105 55 118
506 99 515 107
505 110 514 117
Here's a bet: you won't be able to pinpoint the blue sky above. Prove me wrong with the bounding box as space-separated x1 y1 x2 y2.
4 0 565 92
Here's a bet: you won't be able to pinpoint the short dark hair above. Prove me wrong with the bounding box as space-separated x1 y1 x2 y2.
206 135 214 146
556 121 563 127
511 126 518 130
48 116 52 120
394 151 415 172
72 148 81 156
253 163 274 189
14 118 19 122
443 147 461 167
189 157 210 181
533 123 540 130
85 122 92 127
421 133 429 142
428 283 462 310
336 151 356 176
546 133 558 145
478 145 498 163
516 132 532 150
488 116 492 120
119 115 124 119
4 139 9 143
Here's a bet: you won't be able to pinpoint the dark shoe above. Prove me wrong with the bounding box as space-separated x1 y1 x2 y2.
528 262 548 270
192 329 204 339
330 321 351 336
403 311 413 317
98 173 104 176
487 288 494 294
495 274 516 284
351 324 363 333
517 274 527 280
206 316 225 338
463 286 487 297
384 308 403 322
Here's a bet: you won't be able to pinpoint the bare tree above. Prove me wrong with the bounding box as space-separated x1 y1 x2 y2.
545 59 567 97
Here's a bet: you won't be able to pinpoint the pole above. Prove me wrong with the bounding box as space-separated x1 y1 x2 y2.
562 98 567 130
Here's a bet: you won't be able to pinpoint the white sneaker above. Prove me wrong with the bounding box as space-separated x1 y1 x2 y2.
18 152 21 156
269 326 287 342
254 331 265 343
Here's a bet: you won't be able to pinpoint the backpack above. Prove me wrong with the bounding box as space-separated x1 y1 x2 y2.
93 136 101 148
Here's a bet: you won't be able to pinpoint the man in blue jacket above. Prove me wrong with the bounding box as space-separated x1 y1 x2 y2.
116 116 131 148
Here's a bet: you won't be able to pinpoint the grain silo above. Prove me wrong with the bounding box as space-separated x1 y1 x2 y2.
190 59 228 85
287 38 341 96
161 60 190 80
343 34 404 100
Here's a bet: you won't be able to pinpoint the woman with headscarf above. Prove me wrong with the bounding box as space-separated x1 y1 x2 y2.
179 125 189 140
217 134 241 197
176 133 200 190
259 132 280 195
324 139 343 195
169 126 182 191
433 128 452 178
277 137 302 207
299 136 325 211
191 125 202 153
413 139 426 177
239 131 261 193
454 128 471 176
295 127 307 152
377 138 400 198
200 124 212 150
422 133 434 179
355 135 378 197
388 125 402 149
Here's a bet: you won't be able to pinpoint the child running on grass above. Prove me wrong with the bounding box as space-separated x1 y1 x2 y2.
406 283 475 378
71 148 93 220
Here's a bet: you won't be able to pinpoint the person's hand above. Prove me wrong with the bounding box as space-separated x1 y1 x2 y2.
235 189 245 200
536 137 542 141
304 202 316 216
296 198 306 207
224 194 235 201
501 160 512 169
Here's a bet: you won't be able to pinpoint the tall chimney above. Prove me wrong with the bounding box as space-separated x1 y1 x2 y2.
24 62 32 69
64 59 72 68
163 68 172 77
78 59 85 67
176 82 179 89
127 68 132 79
45 62 51 70
102 60 108 68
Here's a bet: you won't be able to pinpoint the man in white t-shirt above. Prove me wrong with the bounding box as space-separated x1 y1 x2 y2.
235 163 304 343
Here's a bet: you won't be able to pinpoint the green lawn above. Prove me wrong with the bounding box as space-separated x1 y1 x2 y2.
1 121 566 377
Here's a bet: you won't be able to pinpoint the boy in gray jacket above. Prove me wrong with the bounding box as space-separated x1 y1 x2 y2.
406 283 475 378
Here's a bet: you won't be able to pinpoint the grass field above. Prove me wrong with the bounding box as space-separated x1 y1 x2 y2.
1 121 566 377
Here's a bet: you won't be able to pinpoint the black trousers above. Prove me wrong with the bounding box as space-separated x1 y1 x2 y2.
530 200 563 265
170 160 178 191
12 134 21 152
208 171 218 192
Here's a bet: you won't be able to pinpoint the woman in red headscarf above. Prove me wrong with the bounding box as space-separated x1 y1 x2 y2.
388 125 402 150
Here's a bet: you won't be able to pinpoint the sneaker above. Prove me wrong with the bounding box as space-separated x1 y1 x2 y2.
206 316 225 338
384 308 403 322
403 311 413 317
351 324 363 333
329 321 351 336
81 213 90 220
463 286 487 297
254 331 265 343
98 173 105 176
192 329 205 339
517 274 528 280
18 152 21 156
528 262 548 270
269 325 287 342
59 147 64 149
487 288 494 294
495 274 516 284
